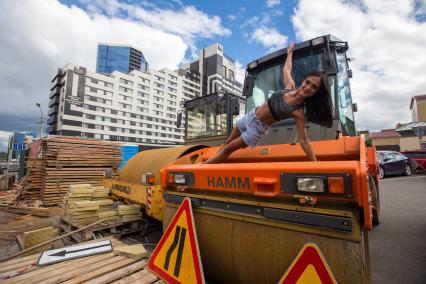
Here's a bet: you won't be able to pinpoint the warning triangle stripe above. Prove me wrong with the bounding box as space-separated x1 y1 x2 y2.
282 245 336 284
148 198 204 284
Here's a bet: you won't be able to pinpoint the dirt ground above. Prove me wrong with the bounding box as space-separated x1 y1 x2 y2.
0 207 62 259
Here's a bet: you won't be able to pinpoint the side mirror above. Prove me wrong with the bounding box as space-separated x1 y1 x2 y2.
176 112 182 128
230 97 240 116
352 103 358 112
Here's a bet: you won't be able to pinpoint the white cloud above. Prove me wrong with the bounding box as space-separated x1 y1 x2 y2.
250 26 288 51
234 61 246 85
0 0 230 130
228 14 237 21
292 0 426 131
266 0 281 8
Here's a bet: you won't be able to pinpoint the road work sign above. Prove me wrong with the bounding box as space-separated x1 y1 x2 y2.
278 242 337 284
148 197 205 284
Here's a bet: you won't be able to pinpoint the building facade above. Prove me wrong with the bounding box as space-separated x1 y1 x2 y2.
47 64 200 145
410 94 426 122
181 43 243 97
96 44 149 74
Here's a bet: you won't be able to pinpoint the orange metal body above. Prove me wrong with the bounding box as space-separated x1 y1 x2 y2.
161 135 376 230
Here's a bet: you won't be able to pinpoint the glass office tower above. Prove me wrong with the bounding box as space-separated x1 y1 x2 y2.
96 44 149 74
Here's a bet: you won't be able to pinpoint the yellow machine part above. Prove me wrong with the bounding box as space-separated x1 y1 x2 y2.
103 179 166 221
164 193 371 284
118 145 205 185
104 145 205 221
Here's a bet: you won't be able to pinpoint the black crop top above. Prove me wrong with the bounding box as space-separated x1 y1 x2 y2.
267 89 303 121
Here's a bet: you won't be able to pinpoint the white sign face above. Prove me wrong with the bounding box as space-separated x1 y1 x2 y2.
38 240 112 265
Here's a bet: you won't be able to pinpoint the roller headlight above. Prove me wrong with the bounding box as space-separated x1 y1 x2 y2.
297 177 325 193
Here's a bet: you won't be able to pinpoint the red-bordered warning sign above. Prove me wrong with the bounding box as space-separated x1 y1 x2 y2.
148 198 205 284
279 242 337 284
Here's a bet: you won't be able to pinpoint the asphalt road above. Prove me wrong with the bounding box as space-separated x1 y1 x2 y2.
370 174 426 284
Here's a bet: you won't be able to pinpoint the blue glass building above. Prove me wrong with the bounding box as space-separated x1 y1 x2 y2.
96 44 149 74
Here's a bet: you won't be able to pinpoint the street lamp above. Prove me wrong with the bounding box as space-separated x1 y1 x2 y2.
35 103 44 138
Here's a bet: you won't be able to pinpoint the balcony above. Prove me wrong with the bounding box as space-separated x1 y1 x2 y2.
48 106 59 116
48 96 59 108
49 86 61 99
47 116 57 125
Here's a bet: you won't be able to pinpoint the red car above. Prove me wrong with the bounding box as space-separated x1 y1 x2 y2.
401 150 426 172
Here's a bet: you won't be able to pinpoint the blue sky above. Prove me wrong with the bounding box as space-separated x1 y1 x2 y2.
0 0 426 151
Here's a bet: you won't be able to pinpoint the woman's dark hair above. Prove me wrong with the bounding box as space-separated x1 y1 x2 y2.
303 70 334 128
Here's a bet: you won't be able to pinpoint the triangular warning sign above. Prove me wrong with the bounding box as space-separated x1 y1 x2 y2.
148 197 205 284
278 243 337 284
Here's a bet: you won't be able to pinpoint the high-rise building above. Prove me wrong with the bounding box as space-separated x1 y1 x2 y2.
47 64 200 145
181 43 243 97
96 44 149 74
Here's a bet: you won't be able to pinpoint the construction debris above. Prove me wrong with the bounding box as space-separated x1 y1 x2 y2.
5 206 50 217
16 227 58 256
0 237 161 284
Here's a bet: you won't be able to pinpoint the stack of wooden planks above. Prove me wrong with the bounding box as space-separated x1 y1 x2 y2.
20 159 42 203
0 237 163 284
62 184 139 227
21 137 121 206
118 204 143 223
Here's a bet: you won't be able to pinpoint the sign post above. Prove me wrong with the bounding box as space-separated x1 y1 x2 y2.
148 197 205 284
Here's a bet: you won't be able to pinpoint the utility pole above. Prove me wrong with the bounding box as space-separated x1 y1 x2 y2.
35 103 44 138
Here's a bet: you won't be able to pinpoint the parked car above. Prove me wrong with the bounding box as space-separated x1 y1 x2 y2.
377 151 412 179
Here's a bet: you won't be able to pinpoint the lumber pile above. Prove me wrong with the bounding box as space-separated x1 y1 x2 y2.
62 184 139 227
0 237 160 284
20 137 121 206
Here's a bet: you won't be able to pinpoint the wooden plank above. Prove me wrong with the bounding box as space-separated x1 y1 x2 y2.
134 274 160 284
3 253 115 284
61 258 137 284
83 260 147 284
114 244 149 260
31 255 123 284
109 269 150 284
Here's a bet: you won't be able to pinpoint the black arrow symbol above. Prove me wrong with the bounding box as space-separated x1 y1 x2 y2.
50 242 111 257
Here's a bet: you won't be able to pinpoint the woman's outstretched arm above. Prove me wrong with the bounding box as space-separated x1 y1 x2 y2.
294 110 317 161
283 43 296 90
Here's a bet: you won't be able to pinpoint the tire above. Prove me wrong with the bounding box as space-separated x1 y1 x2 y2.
404 165 412 176
378 166 385 179
369 174 381 225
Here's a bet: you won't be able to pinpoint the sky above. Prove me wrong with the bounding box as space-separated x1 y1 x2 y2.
0 0 425 151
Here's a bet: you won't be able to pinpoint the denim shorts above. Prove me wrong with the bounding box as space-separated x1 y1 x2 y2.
236 110 270 147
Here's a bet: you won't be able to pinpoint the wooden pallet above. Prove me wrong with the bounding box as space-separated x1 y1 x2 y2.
59 217 146 242
0 237 164 284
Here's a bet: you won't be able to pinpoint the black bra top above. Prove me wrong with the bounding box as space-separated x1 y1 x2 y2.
267 89 304 121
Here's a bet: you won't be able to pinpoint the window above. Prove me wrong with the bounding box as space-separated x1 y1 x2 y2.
167 107 176 112
168 100 177 106
169 74 177 81
156 90 164 95
155 83 164 89
153 103 163 109
104 82 113 88
155 75 165 82
90 87 97 93
154 96 164 102
91 78 98 84
168 87 177 93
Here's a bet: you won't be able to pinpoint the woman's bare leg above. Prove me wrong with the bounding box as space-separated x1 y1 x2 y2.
204 137 247 164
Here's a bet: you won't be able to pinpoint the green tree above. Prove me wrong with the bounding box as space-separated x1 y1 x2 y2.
0 151 7 161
